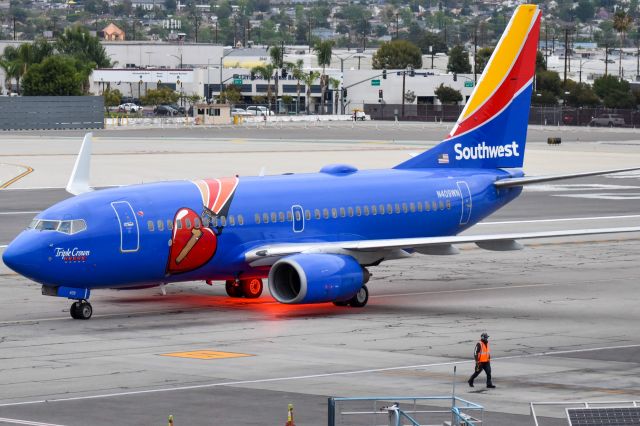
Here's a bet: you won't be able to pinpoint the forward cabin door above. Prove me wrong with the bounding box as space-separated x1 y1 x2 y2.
456 181 472 225
291 205 304 233
111 201 140 253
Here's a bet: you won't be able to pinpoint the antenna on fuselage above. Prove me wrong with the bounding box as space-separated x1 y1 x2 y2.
66 132 94 195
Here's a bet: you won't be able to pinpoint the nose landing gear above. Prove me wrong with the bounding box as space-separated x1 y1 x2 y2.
70 300 93 320
224 278 264 299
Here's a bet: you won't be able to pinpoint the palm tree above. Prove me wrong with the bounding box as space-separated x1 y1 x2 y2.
269 45 284 110
613 11 632 79
301 70 320 114
287 59 305 114
251 64 277 110
329 77 341 115
314 40 333 114
0 59 18 94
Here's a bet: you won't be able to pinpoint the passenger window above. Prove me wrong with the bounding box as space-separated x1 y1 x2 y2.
287 211 292 221
176 219 183 229
229 215 235 226
439 201 444 210
295 210 301 221
363 206 369 216
305 210 311 220
211 216 218 227
185 218 192 229
167 220 173 230
220 216 227 226
395 203 400 214
417 201 423 212
339 207 345 217
255 213 261 224
238 215 244 225
157 219 165 231
355 206 361 216
402 203 408 213
323 208 329 219
271 212 277 222
58 221 71 234
446 200 451 210
371 205 377 215
263 213 269 223
331 208 337 219
432 201 437 211
348 207 354 217
387 204 393 214
409 202 415 213
279 212 285 222
202 216 210 227
315 209 321 219
194 217 201 228
148 220 154 231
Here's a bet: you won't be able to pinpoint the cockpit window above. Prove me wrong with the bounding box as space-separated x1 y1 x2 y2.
29 219 87 235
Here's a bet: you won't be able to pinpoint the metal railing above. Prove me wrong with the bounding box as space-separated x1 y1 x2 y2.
328 396 483 426
530 400 640 426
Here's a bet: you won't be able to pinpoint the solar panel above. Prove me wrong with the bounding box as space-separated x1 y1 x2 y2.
567 407 640 425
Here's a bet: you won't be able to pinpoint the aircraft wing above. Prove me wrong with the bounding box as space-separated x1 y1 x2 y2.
494 167 640 188
244 226 640 266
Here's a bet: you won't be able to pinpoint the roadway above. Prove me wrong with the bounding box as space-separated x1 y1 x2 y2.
0 124 639 425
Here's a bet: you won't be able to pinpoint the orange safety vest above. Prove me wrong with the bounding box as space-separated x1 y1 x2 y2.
478 341 490 362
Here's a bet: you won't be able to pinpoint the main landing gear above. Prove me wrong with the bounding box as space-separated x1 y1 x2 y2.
225 278 264 299
70 300 93 320
333 285 369 308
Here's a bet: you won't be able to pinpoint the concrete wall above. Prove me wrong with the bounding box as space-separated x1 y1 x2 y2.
0 97 104 130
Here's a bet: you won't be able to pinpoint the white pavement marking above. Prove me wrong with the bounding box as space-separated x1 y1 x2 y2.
0 211 40 215
0 418 66 426
554 193 640 200
0 344 638 408
479 214 640 226
0 245 6 248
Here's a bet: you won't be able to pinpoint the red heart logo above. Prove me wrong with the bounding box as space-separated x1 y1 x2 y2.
167 208 217 274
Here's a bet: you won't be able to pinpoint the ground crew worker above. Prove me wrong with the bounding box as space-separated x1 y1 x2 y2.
468 332 495 388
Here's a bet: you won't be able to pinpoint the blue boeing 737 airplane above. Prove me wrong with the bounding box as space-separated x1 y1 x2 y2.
3 4 640 319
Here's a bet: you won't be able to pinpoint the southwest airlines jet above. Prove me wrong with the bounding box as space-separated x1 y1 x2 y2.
3 5 640 319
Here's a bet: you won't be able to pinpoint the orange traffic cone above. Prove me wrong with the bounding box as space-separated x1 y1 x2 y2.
285 403 295 426
168 414 174 426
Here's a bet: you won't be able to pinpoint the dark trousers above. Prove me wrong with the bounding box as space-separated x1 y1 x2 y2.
469 361 492 385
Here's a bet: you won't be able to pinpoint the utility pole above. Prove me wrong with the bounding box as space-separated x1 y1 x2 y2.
401 70 406 118
473 24 478 83
605 43 609 76
636 30 639 80
563 27 569 85
544 22 548 66
362 19 367 52
215 21 218 44
194 14 199 43
308 16 312 53
395 13 399 40
13 16 16 41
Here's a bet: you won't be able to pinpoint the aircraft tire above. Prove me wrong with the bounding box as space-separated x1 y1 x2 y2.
241 278 263 299
332 300 349 307
70 301 92 320
70 301 81 319
225 280 243 298
348 285 369 308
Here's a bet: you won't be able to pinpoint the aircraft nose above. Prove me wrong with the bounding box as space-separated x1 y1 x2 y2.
2 235 36 276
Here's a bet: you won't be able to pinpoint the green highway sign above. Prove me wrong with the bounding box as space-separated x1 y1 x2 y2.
233 78 243 85
464 81 474 88
371 79 380 86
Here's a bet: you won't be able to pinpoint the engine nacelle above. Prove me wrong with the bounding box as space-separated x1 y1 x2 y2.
268 254 366 304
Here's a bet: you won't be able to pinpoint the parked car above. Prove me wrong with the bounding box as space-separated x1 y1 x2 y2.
589 114 626 127
246 106 274 116
165 104 186 115
352 109 368 121
117 103 142 113
154 105 178 116
231 108 251 116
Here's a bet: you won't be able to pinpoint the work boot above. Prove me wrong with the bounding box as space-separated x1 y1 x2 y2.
487 384 496 388
468 379 474 388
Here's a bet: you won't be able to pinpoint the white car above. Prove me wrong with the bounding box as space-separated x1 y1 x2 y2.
246 106 274 116
231 108 251 116
118 103 142 113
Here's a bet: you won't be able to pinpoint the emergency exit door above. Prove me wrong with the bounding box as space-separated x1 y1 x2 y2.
456 181 472 225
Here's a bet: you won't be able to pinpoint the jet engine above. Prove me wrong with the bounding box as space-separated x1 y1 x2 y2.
268 254 368 304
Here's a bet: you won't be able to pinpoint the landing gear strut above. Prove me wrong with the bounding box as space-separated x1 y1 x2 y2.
225 279 263 299
70 300 92 320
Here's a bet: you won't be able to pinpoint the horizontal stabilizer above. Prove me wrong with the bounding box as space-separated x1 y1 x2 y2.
494 166 640 188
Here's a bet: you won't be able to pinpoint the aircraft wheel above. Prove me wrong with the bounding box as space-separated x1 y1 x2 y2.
71 301 92 320
348 285 369 308
332 300 349 307
225 280 243 298
241 278 263 299
70 301 81 319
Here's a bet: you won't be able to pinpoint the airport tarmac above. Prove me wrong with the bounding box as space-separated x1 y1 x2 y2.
0 123 639 425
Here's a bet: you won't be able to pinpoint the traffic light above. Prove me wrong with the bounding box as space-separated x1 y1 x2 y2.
378 89 383 101
250 71 256 80
409 67 415 77
342 87 347 98
453 73 457 81
382 69 387 79
281 67 288 78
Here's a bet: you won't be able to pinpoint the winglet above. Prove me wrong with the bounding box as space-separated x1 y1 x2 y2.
66 132 93 195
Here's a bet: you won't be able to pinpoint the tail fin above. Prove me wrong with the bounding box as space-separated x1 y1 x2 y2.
395 4 541 170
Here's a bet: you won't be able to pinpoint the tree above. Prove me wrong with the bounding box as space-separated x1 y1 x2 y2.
218 84 243 104
140 87 180 106
269 45 283 102
593 75 635 108
447 46 472 73
372 40 422 70
287 59 305 113
563 80 600 107
536 70 562 96
251 64 276 108
103 88 122 111
22 56 84 96
575 1 595 22
301 70 320 113
613 11 633 77
435 84 462 104
56 26 112 68
329 77 340 114
314 40 333 114
475 47 493 74
536 50 546 72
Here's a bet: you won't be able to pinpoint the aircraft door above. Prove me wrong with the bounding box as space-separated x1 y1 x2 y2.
291 205 304 233
456 181 472 225
111 201 140 252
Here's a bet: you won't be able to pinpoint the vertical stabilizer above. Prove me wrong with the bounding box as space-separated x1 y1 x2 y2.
66 133 94 195
395 5 541 170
